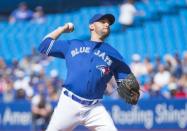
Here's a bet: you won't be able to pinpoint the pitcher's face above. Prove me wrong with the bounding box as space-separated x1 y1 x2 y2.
90 18 111 39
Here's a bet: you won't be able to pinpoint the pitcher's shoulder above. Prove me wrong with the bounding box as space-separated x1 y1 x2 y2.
104 43 123 61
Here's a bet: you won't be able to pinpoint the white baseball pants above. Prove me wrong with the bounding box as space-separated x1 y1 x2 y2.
46 90 117 131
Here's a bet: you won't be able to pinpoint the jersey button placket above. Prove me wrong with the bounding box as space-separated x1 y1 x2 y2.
90 57 94 62
89 56 94 73
87 55 93 89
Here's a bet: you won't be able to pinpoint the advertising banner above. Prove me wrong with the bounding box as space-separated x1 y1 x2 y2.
0 101 32 131
0 99 187 130
104 99 187 129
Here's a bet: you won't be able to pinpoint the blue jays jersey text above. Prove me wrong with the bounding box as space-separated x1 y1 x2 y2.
39 38 131 99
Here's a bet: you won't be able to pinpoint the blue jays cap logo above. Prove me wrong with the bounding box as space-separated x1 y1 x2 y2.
96 65 111 76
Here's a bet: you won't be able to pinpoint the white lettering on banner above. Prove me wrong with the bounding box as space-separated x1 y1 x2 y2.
155 103 187 128
3 108 31 126
111 105 153 129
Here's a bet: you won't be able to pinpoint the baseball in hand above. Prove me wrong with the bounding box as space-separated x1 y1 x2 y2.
67 22 74 32
67 22 74 28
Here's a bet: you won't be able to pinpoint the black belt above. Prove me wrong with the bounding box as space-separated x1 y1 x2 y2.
63 90 100 106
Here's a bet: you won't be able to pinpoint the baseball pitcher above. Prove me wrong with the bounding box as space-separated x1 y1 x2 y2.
38 13 140 131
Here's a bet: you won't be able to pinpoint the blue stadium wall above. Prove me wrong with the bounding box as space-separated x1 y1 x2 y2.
0 99 187 131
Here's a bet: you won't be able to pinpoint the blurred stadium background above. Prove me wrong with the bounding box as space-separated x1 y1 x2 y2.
0 0 187 131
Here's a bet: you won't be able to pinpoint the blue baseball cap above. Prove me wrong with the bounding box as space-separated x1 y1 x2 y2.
89 13 115 25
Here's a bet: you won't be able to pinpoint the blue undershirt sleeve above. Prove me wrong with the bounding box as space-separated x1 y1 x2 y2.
113 59 132 82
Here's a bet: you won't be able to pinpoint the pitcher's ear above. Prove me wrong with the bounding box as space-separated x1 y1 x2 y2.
89 24 94 31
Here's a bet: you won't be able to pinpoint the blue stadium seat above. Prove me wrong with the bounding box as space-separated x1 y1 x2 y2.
175 0 187 7
0 2 187 70
155 0 173 13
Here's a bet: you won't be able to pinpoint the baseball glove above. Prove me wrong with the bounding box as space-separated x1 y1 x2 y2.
117 73 140 105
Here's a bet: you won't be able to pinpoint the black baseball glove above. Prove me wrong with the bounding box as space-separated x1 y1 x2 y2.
117 73 140 105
